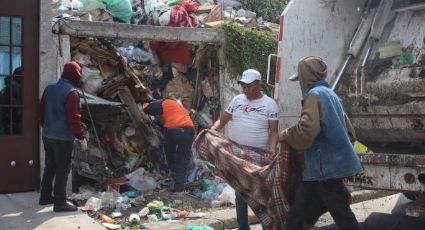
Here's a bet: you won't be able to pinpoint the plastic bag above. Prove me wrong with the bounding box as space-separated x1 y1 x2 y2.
60 0 84 11
131 47 152 63
126 168 158 192
218 185 235 205
167 0 182 7
100 192 115 209
84 197 102 211
81 0 132 23
81 67 103 94
80 0 106 11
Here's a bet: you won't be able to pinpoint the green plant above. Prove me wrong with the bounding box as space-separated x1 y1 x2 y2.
239 0 289 23
223 22 278 80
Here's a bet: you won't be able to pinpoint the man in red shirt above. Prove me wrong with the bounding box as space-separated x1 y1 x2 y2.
39 61 87 212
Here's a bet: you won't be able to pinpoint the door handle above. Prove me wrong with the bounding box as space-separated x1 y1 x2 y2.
29 160 34 166
10 161 16 167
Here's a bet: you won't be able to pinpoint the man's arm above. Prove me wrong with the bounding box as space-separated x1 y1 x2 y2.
65 91 85 140
268 120 278 154
211 112 232 131
279 94 321 150
143 101 163 116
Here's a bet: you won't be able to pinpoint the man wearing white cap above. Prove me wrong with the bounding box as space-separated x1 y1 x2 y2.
211 69 278 230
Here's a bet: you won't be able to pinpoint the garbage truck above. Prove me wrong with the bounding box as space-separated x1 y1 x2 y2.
272 0 425 212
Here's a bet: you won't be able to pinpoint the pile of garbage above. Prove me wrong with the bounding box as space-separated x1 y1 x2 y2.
55 0 278 29
65 14 230 230
70 160 236 228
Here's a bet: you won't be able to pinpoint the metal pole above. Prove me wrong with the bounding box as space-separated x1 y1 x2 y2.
331 55 353 91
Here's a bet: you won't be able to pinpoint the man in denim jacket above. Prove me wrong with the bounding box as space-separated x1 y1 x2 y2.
279 56 363 230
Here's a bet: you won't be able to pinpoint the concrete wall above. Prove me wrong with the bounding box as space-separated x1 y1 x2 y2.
39 0 71 192
217 48 242 137
277 0 366 129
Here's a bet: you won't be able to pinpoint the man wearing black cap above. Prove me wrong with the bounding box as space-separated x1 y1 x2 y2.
279 56 362 229
39 61 87 212
211 69 279 230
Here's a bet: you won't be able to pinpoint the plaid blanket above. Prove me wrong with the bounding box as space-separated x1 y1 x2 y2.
192 130 302 230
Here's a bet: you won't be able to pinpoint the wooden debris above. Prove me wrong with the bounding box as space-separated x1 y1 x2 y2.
204 21 224 28
195 5 215 14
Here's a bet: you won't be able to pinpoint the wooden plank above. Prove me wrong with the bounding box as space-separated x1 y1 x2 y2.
195 5 215 14
54 20 224 43
205 21 224 28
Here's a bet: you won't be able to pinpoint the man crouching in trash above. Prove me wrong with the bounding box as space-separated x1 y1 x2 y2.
143 98 195 194
279 56 363 230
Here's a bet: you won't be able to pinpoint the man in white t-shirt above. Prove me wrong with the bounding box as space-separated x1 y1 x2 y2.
211 69 279 230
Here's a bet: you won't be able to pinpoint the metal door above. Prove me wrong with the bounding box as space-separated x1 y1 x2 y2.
0 0 39 192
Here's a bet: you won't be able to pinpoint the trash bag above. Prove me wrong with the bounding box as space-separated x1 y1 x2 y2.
167 0 183 7
81 67 103 94
170 1 199 27
144 0 166 15
60 0 84 10
81 0 106 11
81 0 132 23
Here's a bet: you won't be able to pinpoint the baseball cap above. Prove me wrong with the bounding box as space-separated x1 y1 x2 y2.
238 69 261 84
289 73 299 81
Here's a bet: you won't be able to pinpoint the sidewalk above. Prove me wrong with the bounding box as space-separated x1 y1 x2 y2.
0 190 387 230
0 192 104 230
143 206 259 230
0 191 254 230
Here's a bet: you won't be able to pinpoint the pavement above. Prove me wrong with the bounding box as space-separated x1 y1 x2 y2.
313 193 425 230
0 192 104 230
0 191 254 230
2 191 425 230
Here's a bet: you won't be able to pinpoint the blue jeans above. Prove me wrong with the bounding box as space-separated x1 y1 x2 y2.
40 137 74 205
236 193 250 230
164 127 194 192
286 179 361 230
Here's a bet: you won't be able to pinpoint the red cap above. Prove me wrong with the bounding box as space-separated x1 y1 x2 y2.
62 61 83 85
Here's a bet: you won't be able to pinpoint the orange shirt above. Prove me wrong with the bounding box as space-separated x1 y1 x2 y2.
162 99 194 129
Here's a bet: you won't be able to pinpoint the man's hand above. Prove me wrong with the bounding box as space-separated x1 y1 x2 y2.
279 128 289 142
78 139 88 151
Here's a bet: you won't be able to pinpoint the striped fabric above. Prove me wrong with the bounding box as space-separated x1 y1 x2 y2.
192 130 302 230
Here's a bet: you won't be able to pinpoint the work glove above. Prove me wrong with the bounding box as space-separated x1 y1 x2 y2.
78 138 88 151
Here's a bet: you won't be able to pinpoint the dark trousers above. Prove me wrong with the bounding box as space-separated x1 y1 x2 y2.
40 137 74 205
236 193 250 230
164 127 194 192
286 179 361 230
